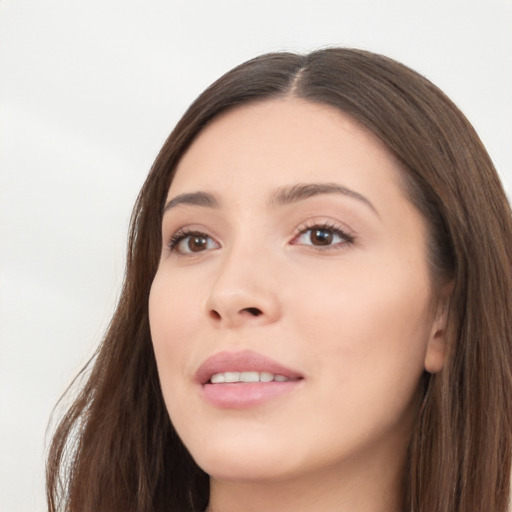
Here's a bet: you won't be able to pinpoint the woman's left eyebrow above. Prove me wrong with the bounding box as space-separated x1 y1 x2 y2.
270 182 379 217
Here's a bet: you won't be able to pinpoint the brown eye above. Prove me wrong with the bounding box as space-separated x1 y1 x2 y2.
292 224 354 249
310 228 333 246
187 235 208 252
169 231 220 254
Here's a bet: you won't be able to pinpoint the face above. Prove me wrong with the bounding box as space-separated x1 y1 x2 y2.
149 98 446 485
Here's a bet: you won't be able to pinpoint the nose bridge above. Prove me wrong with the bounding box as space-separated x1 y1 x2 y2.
205 235 280 327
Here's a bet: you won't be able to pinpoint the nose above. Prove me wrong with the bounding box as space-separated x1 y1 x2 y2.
205 248 281 328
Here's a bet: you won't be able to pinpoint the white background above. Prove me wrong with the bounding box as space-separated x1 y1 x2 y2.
1 1 511 510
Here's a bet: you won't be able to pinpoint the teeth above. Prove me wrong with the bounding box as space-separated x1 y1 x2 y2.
210 373 226 384
225 371 240 383
240 371 259 382
260 371 273 382
209 371 290 384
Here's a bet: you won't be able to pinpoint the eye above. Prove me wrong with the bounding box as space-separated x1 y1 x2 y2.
169 230 220 254
291 223 354 249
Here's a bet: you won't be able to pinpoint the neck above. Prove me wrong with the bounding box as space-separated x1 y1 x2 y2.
206 451 404 512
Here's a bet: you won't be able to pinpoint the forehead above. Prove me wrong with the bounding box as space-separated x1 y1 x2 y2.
168 98 406 204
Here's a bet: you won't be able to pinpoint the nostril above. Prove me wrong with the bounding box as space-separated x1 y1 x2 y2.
243 307 262 317
209 310 221 321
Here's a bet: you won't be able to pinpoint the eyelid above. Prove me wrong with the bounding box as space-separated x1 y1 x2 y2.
167 227 221 255
290 220 355 248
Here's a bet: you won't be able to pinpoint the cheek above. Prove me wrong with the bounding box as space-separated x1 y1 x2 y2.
148 271 202 387
288 272 431 455
148 271 210 438
292 259 433 397
149 262 209 334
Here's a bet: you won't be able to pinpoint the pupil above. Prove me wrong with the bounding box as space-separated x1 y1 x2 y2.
311 229 332 245
189 236 207 252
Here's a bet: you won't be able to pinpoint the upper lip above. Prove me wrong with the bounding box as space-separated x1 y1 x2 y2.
195 349 303 384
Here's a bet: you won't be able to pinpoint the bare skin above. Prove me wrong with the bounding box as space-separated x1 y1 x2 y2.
149 98 448 512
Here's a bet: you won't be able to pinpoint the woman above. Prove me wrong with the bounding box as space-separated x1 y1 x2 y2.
47 48 512 512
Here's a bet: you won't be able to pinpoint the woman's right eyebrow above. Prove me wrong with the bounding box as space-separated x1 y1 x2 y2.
163 191 219 212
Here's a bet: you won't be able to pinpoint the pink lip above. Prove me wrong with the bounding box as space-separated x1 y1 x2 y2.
195 349 303 384
195 350 304 408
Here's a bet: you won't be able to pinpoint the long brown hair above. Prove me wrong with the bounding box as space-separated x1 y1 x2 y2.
47 48 512 512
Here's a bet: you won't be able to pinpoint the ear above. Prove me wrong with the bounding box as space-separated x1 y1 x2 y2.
424 282 453 374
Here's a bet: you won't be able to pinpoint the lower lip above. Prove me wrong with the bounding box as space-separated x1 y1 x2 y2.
201 381 301 408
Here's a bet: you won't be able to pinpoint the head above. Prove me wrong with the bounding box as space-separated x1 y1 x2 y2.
47 49 512 512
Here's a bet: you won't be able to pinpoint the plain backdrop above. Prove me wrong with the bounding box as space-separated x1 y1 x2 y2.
1 1 511 510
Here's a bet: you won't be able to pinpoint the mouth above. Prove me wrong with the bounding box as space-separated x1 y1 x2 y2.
196 350 304 408
196 349 303 384
209 371 293 384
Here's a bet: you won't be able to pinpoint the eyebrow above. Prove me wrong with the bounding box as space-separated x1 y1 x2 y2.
163 182 378 216
163 191 219 212
270 182 378 215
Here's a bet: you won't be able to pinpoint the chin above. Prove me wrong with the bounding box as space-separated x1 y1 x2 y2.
202 460 283 483
189 438 301 483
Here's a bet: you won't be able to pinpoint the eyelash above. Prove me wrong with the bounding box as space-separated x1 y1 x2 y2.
167 222 355 254
292 221 355 249
168 229 214 252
